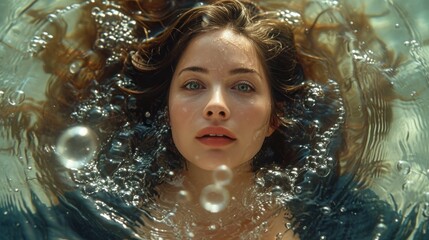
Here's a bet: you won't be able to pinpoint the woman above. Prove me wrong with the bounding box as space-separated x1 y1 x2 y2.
118 0 323 238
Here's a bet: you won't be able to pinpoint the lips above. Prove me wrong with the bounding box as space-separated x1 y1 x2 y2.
196 127 237 147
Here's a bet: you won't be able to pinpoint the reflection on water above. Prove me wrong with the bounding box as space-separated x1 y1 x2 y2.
0 0 429 239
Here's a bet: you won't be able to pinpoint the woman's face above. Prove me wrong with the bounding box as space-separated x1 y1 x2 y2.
168 29 275 171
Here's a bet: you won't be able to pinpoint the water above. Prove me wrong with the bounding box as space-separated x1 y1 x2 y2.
0 0 428 239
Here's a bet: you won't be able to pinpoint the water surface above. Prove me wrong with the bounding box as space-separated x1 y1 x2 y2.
1 0 428 239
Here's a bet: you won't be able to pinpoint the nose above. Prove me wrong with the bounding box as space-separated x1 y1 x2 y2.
203 88 230 120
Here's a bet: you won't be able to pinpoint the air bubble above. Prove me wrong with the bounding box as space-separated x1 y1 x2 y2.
395 23 400 28
271 185 283 196
304 97 316 108
186 231 195 238
56 126 98 169
86 106 107 123
91 7 101 16
208 224 217 230
177 190 192 203
316 165 331 177
374 223 387 238
200 184 230 213
8 90 25 106
69 60 84 74
294 186 302 194
320 206 331 215
397 160 411 175
213 165 233 186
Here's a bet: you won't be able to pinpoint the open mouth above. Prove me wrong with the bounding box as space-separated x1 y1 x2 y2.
196 127 237 147
196 133 236 147
199 134 235 139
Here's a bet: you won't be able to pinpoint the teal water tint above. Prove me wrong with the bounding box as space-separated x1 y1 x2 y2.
0 0 428 239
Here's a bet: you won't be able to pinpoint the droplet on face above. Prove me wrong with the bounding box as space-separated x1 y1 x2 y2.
56 126 98 169
200 184 230 213
212 165 233 186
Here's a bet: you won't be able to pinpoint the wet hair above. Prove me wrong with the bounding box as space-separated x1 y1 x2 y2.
6 0 343 205
124 0 306 171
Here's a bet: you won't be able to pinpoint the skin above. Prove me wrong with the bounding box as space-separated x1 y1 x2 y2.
168 29 275 171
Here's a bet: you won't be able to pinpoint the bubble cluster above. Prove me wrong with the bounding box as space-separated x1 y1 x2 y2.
323 0 339 7
404 40 419 47
350 49 376 64
276 10 302 26
56 126 98 169
28 31 53 55
373 223 388 240
92 7 138 64
199 165 232 213
305 80 345 177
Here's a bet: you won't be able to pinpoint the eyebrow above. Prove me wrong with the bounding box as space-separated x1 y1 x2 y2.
178 66 261 77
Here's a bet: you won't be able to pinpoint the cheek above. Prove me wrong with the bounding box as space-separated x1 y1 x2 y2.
246 101 272 128
168 98 197 135
168 100 184 129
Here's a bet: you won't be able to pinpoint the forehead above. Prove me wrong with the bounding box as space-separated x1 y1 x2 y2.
177 29 265 71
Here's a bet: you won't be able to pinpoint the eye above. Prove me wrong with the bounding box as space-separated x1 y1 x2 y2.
233 81 254 93
183 80 204 90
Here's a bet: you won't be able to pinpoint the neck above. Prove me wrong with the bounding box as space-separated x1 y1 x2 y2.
184 162 254 194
